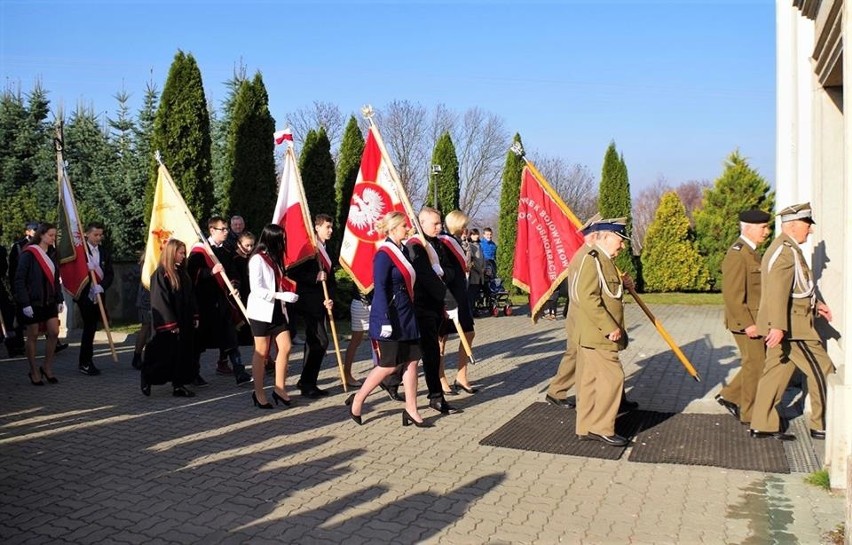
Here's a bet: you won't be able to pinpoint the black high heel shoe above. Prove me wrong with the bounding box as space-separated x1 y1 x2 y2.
272 390 291 407
453 380 478 394
40 366 58 384
28 372 44 386
345 394 362 425
252 392 273 409
402 410 433 428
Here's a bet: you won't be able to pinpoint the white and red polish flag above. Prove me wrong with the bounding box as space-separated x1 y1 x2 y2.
272 129 316 268
339 126 409 293
57 161 90 299
274 128 294 146
512 165 586 322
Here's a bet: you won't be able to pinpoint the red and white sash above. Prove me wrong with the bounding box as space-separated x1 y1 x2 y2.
405 236 443 277
190 243 226 292
438 234 468 273
259 252 297 293
24 245 56 293
378 240 416 300
317 242 332 273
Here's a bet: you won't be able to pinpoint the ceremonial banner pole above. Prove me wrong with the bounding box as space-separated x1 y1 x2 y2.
363 106 476 365
154 153 249 322
283 143 348 391
55 125 118 362
511 143 701 382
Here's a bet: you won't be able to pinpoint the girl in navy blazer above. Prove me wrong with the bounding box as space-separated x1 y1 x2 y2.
246 224 299 409
346 211 431 427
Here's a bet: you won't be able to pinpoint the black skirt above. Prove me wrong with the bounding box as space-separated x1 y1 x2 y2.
249 302 289 338
18 304 58 327
375 339 421 367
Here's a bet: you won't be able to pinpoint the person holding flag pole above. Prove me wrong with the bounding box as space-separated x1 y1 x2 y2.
509 142 701 384
144 153 251 388
272 129 347 396
54 126 118 370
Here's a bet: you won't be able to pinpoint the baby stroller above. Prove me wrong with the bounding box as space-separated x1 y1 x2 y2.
475 260 512 317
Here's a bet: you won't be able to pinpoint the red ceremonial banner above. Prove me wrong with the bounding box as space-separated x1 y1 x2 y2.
512 166 585 321
339 127 408 293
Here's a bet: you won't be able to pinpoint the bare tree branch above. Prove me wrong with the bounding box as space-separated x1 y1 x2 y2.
374 100 429 206
284 100 344 156
527 151 598 223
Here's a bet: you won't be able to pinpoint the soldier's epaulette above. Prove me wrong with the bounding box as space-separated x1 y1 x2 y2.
589 249 598 258
782 241 793 248
731 242 743 251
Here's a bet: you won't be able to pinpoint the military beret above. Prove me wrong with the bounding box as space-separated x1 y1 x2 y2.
738 209 771 224
778 202 815 224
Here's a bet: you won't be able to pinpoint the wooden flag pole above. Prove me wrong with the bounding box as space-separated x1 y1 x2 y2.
513 145 700 382
363 107 476 364
284 144 347 390
55 125 118 363
154 155 249 323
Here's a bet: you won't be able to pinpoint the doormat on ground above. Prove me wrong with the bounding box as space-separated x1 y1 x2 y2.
628 413 790 474
478 403 671 460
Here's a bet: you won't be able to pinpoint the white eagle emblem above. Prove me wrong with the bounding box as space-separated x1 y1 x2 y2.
348 187 386 236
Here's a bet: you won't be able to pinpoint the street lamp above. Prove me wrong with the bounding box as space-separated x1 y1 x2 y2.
431 164 442 212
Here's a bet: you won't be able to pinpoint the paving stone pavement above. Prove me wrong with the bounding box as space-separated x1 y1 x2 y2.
0 303 844 544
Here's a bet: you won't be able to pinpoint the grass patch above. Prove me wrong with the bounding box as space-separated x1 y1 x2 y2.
804 469 831 490
823 523 845 545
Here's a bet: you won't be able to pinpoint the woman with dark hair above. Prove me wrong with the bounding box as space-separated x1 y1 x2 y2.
346 211 430 427
246 224 298 409
142 238 198 397
14 222 62 385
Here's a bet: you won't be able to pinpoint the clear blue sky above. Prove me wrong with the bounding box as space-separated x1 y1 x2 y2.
1 0 776 192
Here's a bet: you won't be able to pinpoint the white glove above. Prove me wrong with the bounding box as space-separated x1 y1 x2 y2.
380 325 392 338
447 308 459 321
57 303 65 313
23 306 34 318
91 284 104 296
275 291 299 303
87 261 96 271
432 264 444 276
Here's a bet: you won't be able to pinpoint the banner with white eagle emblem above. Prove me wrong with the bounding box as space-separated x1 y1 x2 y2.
339 125 409 293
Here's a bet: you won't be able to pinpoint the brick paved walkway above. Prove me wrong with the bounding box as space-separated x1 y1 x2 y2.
0 304 844 544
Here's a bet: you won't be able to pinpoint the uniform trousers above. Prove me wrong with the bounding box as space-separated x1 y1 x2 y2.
76 294 103 365
750 339 835 433
546 311 577 400
576 346 624 437
719 333 766 423
298 312 329 389
416 310 444 400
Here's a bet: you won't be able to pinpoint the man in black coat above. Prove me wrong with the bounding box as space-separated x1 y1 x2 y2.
290 214 336 397
73 222 114 376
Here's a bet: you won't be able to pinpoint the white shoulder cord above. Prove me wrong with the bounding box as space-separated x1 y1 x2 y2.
767 244 814 300
592 253 622 299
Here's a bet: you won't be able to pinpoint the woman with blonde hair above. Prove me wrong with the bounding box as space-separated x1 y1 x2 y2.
142 238 198 397
346 211 430 427
438 210 478 394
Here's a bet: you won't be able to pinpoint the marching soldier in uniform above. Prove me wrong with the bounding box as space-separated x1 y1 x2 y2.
568 219 631 446
749 202 836 441
715 209 771 424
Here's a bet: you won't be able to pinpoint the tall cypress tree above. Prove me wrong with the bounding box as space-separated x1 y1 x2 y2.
334 116 364 254
226 73 276 234
598 142 638 281
641 192 708 292
147 50 213 225
299 127 336 220
693 150 774 288
212 64 247 209
496 133 525 288
428 131 460 214
63 104 113 228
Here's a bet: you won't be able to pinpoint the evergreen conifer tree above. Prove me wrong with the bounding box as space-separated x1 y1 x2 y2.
598 142 638 281
299 127 336 220
496 133 525 287
641 192 708 292
226 73 276 233
334 116 364 254
148 50 213 224
212 65 247 208
693 150 774 288
428 132 460 213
